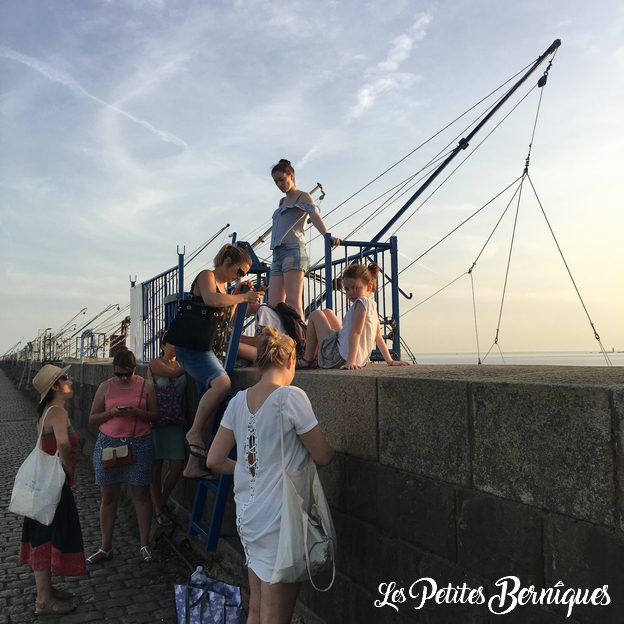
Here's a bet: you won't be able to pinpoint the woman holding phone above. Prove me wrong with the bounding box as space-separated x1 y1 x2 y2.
88 348 158 564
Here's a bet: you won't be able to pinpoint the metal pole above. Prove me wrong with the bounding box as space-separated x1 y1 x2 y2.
324 233 333 309
369 39 561 245
390 236 401 359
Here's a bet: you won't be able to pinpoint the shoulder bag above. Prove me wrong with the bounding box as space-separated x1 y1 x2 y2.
166 277 222 352
9 407 67 526
270 388 336 591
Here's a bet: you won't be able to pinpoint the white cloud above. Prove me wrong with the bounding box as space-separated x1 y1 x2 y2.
347 12 432 120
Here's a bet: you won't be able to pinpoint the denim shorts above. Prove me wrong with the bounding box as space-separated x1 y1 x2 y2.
175 346 226 386
271 243 309 276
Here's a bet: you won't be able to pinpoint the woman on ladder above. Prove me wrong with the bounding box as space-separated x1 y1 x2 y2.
269 158 341 320
170 244 264 478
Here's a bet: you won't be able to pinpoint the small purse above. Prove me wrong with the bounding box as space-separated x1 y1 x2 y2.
166 277 222 352
101 444 133 469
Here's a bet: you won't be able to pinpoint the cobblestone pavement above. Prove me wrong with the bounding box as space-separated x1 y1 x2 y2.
0 369 245 624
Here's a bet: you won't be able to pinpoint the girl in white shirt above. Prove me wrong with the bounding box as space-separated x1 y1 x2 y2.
207 328 333 624
300 263 411 370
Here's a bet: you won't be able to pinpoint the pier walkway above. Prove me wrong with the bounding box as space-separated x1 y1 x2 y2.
0 369 233 624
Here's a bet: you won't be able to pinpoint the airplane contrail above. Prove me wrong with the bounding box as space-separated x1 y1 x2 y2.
0 45 188 149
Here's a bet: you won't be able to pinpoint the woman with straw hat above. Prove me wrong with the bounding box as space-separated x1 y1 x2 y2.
19 364 86 616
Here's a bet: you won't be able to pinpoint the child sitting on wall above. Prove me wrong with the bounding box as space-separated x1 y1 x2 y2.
298 263 410 370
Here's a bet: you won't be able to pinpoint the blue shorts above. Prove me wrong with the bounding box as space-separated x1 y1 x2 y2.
175 346 226 386
271 243 309 276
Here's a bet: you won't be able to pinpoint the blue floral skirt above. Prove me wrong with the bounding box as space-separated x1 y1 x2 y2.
93 432 154 486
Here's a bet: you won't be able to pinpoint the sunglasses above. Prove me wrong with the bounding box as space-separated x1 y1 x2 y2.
114 371 134 378
236 268 247 278
57 375 71 383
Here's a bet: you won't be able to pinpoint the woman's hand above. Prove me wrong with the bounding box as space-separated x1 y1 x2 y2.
388 360 411 367
330 236 341 248
246 290 264 305
340 362 362 370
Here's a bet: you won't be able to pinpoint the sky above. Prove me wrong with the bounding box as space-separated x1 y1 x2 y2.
1 0 623 358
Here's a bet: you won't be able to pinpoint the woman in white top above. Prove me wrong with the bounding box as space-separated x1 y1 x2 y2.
207 327 333 624
299 263 411 369
269 158 341 320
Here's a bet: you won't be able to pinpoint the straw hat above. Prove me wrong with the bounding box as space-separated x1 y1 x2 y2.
32 364 72 403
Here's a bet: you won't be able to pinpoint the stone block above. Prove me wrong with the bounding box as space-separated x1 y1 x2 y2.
333 510 423 595
544 514 624 624
294 371 378 460
378 377 470 485
338 455 456 560
472 383 615 527
613 387 624 531
457 489 544 586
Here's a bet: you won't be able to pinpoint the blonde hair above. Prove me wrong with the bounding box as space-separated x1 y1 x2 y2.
213 244 252 269
256 326 296 370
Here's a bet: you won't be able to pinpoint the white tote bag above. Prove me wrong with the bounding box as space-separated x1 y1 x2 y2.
9 408 66 526
270 389 336 591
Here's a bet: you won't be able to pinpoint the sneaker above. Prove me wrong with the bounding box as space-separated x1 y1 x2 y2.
140 545 153 563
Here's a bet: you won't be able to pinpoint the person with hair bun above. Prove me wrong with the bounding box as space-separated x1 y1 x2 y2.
207 327 333 623
169 243 264 479
269 158 341 320
300 263 411 369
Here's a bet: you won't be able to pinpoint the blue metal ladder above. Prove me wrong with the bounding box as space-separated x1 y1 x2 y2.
186 300 249 551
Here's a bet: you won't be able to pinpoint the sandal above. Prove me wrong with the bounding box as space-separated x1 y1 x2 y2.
140 545 153 563
86 548 113 564
185 440 208 458
35 598 76 615
155 512 173 527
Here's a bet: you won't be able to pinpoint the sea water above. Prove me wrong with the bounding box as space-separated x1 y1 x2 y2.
412 351 624 366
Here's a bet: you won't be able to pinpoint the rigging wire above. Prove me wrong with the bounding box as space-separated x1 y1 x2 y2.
469 272 481 365
246 59 536 251
397 175 523 279
526 172 613 366
390 85 538 246
314 59 536 225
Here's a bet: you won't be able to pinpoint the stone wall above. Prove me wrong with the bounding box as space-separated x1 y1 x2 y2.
5 360 623 623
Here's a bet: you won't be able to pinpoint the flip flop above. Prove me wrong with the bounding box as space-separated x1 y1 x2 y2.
185 440 207 458
155 512 173 527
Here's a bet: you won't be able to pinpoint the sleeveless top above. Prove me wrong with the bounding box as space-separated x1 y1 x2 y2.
40 406 78 486
99 376 150 438
190 272 232 357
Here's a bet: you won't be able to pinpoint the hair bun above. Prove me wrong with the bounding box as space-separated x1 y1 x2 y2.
278 158 291 166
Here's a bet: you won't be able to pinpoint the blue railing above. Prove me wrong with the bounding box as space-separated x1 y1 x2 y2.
141 235 405 362
141 251 183 362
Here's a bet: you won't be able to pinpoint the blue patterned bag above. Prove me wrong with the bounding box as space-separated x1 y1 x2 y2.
174 577 245 624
